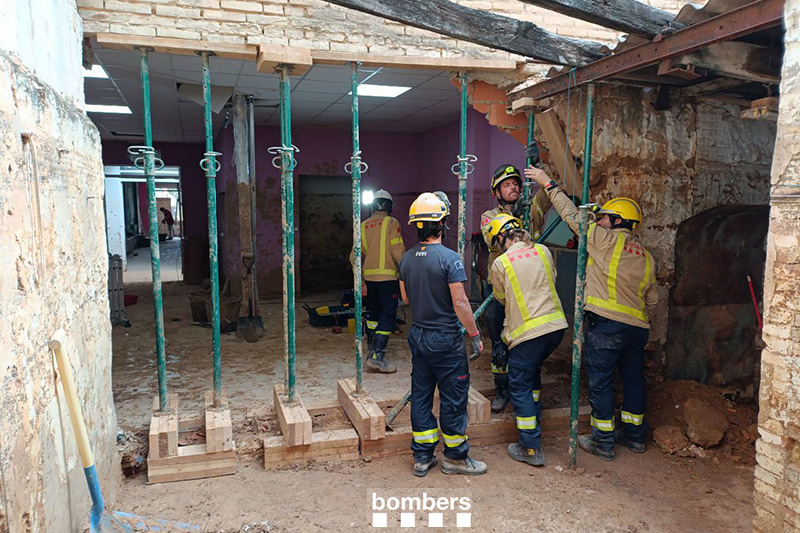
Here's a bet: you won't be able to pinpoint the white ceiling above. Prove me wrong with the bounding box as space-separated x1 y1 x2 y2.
85 47 462 143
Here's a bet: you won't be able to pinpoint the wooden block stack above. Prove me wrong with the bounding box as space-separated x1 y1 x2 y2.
273 384 313 447
337 378 385 441
467 387 492 425
148 394 178 459
263 429 359 470
204 391 234 454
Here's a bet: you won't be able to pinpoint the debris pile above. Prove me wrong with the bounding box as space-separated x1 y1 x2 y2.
647 380 757 464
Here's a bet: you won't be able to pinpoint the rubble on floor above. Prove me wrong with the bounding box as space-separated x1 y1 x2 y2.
647 380 757 464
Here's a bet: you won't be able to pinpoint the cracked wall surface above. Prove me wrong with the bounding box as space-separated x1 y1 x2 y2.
753 1 800 530
0 46 116 533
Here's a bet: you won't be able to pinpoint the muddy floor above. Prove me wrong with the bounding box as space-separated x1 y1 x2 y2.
111 282 756 532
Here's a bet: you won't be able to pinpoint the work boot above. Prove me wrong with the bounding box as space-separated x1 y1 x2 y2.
507 443 546 466
577 435 614 461
614 430 645 453
413 454 438 477
365 327 376 358
366 335 397 374
441 455 488 476
491 374 510 413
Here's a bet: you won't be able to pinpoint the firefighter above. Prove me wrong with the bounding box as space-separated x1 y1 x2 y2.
480 164 553 412
526 166 658 461
485 213 568 466
350 189 405 373
399 192 487 477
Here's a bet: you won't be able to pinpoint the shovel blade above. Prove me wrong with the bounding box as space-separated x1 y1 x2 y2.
237 316 265 343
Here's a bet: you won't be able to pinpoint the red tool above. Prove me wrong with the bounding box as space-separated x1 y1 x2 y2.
746 273 763 331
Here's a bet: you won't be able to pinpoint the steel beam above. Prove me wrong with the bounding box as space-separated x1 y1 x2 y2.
511 0 784 102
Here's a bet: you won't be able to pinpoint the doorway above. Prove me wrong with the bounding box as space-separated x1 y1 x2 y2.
297 175 352 293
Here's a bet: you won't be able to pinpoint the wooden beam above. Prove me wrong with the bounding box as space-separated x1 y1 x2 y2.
751 96 779 110
273 384 313 447
326 0 605 66
148 445 236 484
263 429 359 470
256 45 313 75
311 50 518 72
204 391 233 454
510 0 785 101
536 108 584 191
467 387 491 425
96 33 257 61
673 41 781 84
337 378 385 441
518 0 683 38
677 77 748 99
741 106 779 121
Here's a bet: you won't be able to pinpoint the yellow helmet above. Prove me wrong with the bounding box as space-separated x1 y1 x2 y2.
408 192 448 226
491 164 522 196
485 213 522 246
598 197 643 225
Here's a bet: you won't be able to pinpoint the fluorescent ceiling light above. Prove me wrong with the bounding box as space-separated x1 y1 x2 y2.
83 65 108 79
362 190 374 205
352 84 411 98
86 104 132 114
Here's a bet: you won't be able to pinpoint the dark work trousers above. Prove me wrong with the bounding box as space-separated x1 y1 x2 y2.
485 284 508 375
508 329 565 449
584 313 649 451
408 326 470 461
365 280 399 335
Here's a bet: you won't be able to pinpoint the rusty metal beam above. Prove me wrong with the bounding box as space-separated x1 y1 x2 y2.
510 0 784 102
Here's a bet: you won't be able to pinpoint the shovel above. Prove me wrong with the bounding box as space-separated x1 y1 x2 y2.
49 330 200 533
238 254 264 343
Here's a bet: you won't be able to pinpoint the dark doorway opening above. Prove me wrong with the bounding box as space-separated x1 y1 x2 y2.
298 175 353 293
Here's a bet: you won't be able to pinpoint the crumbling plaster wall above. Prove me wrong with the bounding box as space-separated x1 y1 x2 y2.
753 1 800 530
0 50 117 533
546 84 775 345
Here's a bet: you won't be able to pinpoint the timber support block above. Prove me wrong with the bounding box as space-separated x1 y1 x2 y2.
147 393 237 484
337 378 385 441
273 384 313 446
263 429 359 469
467 387 491 425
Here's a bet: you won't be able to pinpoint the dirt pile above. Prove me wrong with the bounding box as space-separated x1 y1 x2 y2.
647 380 757 464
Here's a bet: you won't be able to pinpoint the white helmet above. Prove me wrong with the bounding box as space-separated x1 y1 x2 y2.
374 189 393 203
373 189 393 211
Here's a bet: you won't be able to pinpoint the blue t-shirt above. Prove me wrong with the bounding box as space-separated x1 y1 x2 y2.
399 242 467 331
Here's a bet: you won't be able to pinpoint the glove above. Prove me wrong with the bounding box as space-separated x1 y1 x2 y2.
525 142 541 166
512 196 531 218
469 332 484 361
491 340 509 371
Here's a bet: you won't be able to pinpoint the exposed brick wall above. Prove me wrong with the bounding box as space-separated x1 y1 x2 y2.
78 0 697 63
753 2 800 530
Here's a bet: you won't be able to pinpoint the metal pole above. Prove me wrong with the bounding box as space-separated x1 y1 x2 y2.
569 83 595 468
278 65 297 403
137 48 168 412
523 113 535 232
457 74 468 260
247 95 259 304
200 52 223 406
350 62 364 393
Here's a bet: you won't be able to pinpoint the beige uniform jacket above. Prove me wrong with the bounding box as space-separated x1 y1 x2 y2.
480 187 553 269
489 241 568 350
546 187 658 329
350 211 405 282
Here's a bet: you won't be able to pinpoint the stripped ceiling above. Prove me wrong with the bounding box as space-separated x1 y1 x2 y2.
84 46 462 144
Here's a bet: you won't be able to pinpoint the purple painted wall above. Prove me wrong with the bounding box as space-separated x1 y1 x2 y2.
102 141 210 285
211 108 528 296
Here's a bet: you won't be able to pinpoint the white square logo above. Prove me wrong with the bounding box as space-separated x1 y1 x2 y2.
400 513 415 528
428 513 443 528
372 512 387 528
457 513 472 528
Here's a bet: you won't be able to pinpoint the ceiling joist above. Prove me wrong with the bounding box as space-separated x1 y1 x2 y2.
518 0 684 38
325 0 605 66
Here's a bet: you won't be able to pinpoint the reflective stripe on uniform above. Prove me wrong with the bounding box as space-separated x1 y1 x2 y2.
591 416 615 432
516 415 537 430
366 321 378 330
442 432 467 447
364 269 399 277
586 233 651 322
491 364 508 374
413 428 439 444
532 390 540 402
361 221 368 253
498 245 565 341
621 411 644 426
390 237 403 246
375 330 392 336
